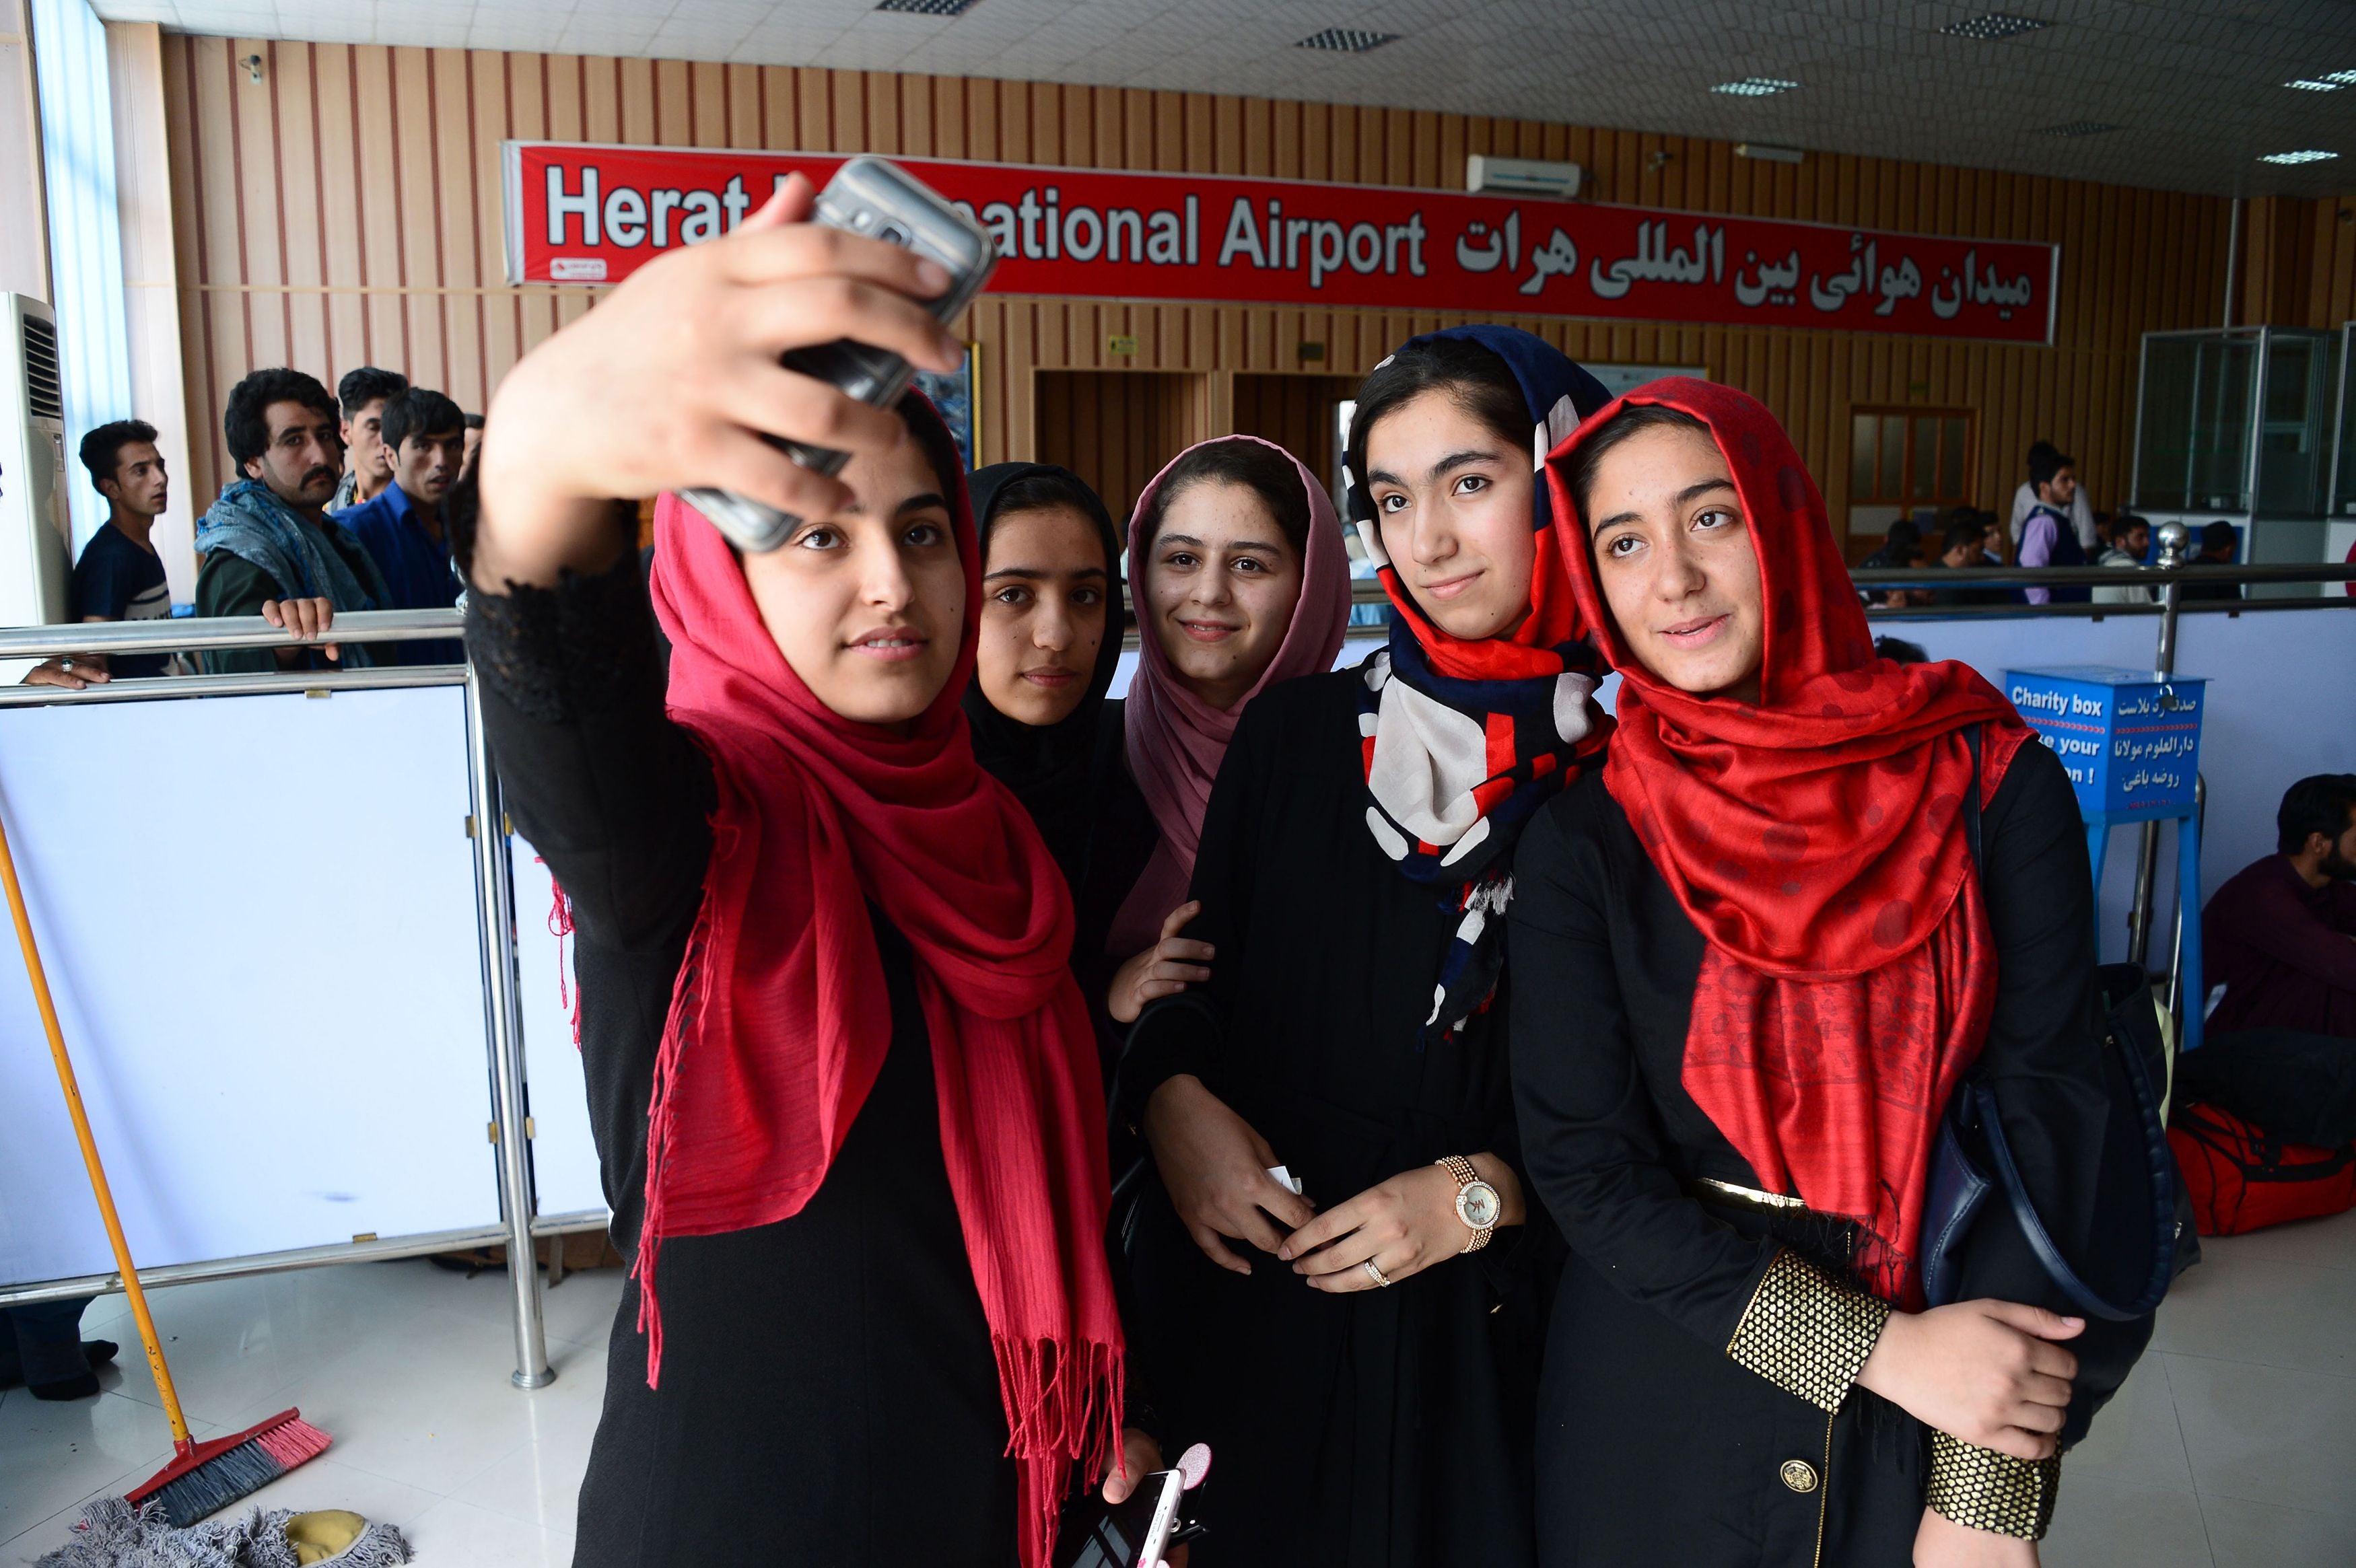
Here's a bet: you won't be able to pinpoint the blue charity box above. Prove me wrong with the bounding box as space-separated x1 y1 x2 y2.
2003 666 2207 820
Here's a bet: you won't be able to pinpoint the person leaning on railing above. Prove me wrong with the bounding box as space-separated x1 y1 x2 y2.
22 421 180 691
191 368 388 674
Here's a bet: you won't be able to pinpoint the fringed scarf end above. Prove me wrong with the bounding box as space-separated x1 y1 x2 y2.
996 1335 1125 1568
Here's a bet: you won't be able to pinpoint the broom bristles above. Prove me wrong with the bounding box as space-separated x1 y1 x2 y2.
133 1412 333 1528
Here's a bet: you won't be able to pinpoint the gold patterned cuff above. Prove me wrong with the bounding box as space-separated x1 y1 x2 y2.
1723 1248 1892 1413
1927 1431 2060 1539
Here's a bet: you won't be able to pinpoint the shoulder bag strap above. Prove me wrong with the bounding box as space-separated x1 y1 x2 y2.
1958 723 2177 1322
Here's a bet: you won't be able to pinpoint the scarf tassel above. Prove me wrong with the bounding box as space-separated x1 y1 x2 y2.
631 898 717 1391
996 1334 1125 1568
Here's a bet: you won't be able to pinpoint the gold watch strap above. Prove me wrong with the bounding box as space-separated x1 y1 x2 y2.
1434 1155 1494 1253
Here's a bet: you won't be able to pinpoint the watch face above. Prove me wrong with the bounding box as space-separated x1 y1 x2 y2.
1457 1181 1500 1230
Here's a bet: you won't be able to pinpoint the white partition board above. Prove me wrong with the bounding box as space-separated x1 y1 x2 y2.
511 843 609 1219
0 687 500 1288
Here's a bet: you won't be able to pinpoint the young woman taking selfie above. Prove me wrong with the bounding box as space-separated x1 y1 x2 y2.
1509 380 2150 1567
1099 436 1350 1026
1117 327 1614 1567
467 176 1142 1568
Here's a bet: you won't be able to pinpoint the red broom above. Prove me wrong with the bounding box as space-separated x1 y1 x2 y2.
1 798 331 1526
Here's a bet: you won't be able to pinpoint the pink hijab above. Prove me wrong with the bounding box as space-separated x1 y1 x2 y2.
1112 435 1352 956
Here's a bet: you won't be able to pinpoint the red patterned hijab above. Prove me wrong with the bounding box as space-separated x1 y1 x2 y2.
646 405 1121 1566
1546 378 2032 1302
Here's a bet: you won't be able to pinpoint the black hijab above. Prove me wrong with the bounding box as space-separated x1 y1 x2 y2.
961 462 1127 891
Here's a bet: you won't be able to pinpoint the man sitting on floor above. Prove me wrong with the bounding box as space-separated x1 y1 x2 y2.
2204 773 2356 1040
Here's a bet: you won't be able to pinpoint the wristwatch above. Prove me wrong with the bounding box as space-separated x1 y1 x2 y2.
1434 1155 1499 1253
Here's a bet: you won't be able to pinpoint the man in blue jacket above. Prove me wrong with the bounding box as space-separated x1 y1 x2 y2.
336 386 466 664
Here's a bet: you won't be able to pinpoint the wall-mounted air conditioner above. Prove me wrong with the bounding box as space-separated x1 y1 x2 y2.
0 293 69 630
1465 155 1585 200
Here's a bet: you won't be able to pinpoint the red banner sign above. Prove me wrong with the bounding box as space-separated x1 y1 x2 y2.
503 141 2058 345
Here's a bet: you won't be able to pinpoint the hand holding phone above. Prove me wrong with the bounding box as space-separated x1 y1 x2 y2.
471 170 968 592
681 156 999 553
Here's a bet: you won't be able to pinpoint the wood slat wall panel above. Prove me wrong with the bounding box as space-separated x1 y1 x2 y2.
164 36 2240 544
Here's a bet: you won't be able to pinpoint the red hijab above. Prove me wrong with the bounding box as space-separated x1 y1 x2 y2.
646 419 1121 1566
1546 378 2032 1302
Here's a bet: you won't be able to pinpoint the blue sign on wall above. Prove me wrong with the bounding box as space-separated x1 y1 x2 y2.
2005 666 2206 819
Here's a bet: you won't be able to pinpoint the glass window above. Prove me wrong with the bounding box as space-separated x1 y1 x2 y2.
1851 414 1876 497
1940 416 1968 497
1879 415 1906 498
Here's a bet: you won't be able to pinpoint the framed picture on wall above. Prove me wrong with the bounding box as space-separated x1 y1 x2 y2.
914 342 981 470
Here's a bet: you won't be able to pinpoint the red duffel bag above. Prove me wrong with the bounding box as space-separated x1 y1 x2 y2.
2167 1103 2356 1236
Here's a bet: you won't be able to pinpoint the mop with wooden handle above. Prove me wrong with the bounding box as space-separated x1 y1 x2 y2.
0 797 331 1525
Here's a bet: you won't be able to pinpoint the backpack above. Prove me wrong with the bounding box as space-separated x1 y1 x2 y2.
2166 1103 2356 1236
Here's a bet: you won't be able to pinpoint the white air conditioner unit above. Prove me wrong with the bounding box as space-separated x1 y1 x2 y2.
0 293 70 631
1466 155 1584 200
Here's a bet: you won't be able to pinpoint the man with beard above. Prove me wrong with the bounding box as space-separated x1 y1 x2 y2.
195 368 391 673
337 386 466 664
2203 775 2356 1039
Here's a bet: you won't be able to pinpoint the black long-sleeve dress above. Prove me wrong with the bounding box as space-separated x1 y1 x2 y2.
1116 668 1558 1568
468 553 1016 1568
1508 742 2151 1567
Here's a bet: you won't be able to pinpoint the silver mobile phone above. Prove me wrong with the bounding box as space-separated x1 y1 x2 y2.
679 155 997 552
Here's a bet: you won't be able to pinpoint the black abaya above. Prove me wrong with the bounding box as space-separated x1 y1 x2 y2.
1117 668 1556 1568
469 550 1015 1568
1507 746 2152 1567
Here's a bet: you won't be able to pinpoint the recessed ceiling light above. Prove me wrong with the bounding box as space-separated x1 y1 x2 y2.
2332 70 2356 84
2040 121 2120 137
2258 149 2340 165
1941 13 2049 42
875 0 979 13
1713 77 1800 97
2286 78 2345 92
1296 28 1398 52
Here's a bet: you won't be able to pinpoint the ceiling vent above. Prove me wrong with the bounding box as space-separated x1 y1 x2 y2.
876 0 980 15
1296 28 1397 53
1941 13 2049 41
2040 121 2121 137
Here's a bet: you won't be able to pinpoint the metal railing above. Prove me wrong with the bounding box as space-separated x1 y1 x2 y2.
0 609 561 1390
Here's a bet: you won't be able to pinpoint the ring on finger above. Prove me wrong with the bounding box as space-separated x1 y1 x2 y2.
1362 1259 1390 1288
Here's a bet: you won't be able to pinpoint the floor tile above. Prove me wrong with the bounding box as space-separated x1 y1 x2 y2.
0 1388 210 1546
2064 1353 2196 1492
2163 1353 2356 1519
211 1304 608 1499
2193 1208 2356 1275
2042 1476 2213 1568
2149 1252 2356 1379
203 1452 444 1532
445 1347 603 1526
90 1268 431 1429
401 1497 575 1568
2199 1492 2356 1568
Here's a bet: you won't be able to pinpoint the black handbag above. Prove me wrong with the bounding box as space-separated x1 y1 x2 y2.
1918 727 2186 1320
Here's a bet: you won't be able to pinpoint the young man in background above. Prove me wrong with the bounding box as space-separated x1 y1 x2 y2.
331 365 409 513
20 421 178 690
2017 443 2089 604
339 386 467 664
